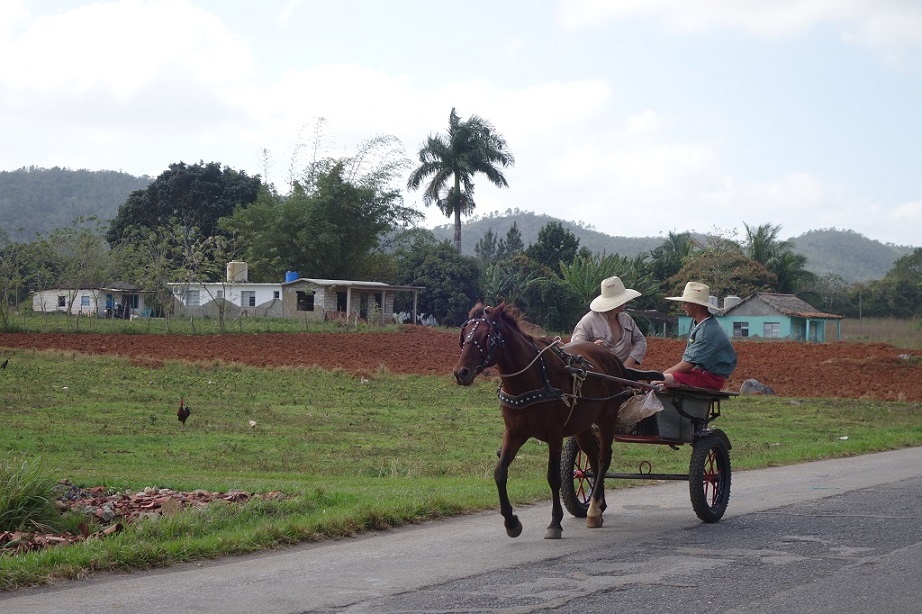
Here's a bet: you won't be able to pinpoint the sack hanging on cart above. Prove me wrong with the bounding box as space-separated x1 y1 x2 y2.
616 390 664 429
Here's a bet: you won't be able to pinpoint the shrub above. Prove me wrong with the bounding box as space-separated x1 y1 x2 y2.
0 457 61 532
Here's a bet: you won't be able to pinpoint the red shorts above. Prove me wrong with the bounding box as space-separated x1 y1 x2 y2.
670 369 726 390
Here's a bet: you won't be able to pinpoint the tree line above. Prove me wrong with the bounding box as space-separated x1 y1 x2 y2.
1 109 920 332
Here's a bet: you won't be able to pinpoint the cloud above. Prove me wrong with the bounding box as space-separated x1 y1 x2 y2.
557 0 922 59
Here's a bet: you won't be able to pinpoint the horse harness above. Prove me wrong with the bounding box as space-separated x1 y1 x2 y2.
460 316 634 425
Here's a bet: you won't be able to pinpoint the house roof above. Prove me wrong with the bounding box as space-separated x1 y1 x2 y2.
283 278 423 292
726 293 843 320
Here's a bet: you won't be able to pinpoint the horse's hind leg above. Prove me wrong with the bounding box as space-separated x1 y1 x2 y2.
586 429 614 529
575 430 606 519
545 437 564 539
495 431 526 538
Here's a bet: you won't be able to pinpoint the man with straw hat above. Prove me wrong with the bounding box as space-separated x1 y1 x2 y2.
569 276 647 367
653 281 737 390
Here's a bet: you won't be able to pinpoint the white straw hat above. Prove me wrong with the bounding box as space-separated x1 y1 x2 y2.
666 281 720 311
589 276 641 312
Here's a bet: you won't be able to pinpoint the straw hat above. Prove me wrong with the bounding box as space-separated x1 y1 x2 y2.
589 276 641 312
666 281 720 311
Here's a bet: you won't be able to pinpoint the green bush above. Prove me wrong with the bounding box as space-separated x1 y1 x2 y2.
0 457 61 533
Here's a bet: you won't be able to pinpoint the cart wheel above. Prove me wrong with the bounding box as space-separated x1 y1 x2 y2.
561 436 593 518
689 432 731 522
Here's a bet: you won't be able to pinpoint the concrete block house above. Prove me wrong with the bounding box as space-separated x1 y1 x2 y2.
168 261 422 325
31 282 149 318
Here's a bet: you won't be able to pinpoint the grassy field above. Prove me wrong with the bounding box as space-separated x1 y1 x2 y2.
841 317 922 349
2 309 399 335
1 339 921 590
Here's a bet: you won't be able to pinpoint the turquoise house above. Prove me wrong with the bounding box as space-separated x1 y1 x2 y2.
676 293 843 342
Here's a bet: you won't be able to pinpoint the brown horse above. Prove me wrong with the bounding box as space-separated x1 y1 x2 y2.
452 301 662 539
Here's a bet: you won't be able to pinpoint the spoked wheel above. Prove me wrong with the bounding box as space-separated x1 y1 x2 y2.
689 432 731 522
561 436 594 518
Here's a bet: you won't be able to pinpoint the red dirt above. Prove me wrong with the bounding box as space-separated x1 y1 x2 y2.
2 326 921 401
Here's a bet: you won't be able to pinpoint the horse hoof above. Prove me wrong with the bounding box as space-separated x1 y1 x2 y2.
586 516 604 529
506 517 523 538
544 527 562 539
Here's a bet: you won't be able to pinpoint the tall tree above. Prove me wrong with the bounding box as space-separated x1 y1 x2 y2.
474 227 499 268
0 229 27 330
496 222 524 261
525 221 580 270
649 231 695 282
393 235 481 326
407 108 515 253
106 161 261 246
223 166 419 280
743 222 815 293
668 235 775 300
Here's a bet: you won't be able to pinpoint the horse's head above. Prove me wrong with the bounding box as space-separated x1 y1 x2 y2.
452 301 507 386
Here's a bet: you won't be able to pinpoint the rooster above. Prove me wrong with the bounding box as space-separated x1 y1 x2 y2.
177 398 191 424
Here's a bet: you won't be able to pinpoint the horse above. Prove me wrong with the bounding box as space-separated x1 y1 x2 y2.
452 301 663 539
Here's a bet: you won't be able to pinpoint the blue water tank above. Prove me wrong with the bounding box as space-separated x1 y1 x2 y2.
284 271 299 283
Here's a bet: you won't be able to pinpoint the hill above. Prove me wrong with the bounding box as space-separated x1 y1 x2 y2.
787 228 913 282
0 166 152 240
430 211 915 283
430 209 665 259
1 168 914 284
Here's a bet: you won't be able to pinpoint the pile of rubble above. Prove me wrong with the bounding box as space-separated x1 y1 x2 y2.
1 481 285 555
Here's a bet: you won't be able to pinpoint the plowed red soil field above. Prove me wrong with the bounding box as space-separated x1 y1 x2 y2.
2 327 921 401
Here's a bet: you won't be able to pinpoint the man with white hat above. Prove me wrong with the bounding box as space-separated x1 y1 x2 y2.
569 276 647 367
653 281 737 390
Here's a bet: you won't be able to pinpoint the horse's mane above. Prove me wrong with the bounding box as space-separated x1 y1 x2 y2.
468 301 547 343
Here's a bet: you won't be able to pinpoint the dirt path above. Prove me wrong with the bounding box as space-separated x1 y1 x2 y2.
2 327 921 401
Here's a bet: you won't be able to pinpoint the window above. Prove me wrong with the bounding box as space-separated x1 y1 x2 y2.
732 321 749 338
216 290 224 300
273 291 280 300
296 291 315 311
57 295 66 308
186 289 200 306
241 291 256 307
764 322 781 338
80 295 90 307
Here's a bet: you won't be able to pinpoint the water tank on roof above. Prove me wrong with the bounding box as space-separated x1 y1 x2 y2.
285 271 299 283
226 261 248 282
723 295 742 311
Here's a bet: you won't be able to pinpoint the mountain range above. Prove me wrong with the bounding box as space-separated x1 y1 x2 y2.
1 167 915 284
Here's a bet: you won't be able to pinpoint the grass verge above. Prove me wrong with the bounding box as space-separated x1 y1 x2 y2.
1 348 920 590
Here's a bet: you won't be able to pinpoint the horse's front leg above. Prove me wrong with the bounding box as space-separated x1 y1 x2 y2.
495 430 526 538
586 429 614 529
545 436 564 539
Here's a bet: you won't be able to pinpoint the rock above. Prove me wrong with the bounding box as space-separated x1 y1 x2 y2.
740 378 776 395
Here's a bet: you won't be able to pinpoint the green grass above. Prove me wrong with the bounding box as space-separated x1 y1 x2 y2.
1 348 920 590
2 309 414 335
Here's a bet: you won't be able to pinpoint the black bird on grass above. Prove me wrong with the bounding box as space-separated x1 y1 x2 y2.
177 398 191 424
1 358 8 369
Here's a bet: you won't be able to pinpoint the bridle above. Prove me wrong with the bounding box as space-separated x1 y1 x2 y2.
459 316 504 375
459 314 633 424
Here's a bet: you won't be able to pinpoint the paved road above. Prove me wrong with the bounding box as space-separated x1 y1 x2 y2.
3 447 921 613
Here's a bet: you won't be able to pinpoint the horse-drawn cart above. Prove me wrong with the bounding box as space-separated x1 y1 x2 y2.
454 301 738 538
561 386 736 523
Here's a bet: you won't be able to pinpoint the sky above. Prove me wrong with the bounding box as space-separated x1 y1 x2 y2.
2 0 921 248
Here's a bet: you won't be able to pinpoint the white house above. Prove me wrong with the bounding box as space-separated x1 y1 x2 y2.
168 261 422 325
31 282 148 318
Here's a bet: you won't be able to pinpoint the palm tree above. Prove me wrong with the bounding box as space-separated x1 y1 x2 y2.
743 223 814 293
407 108 514 253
